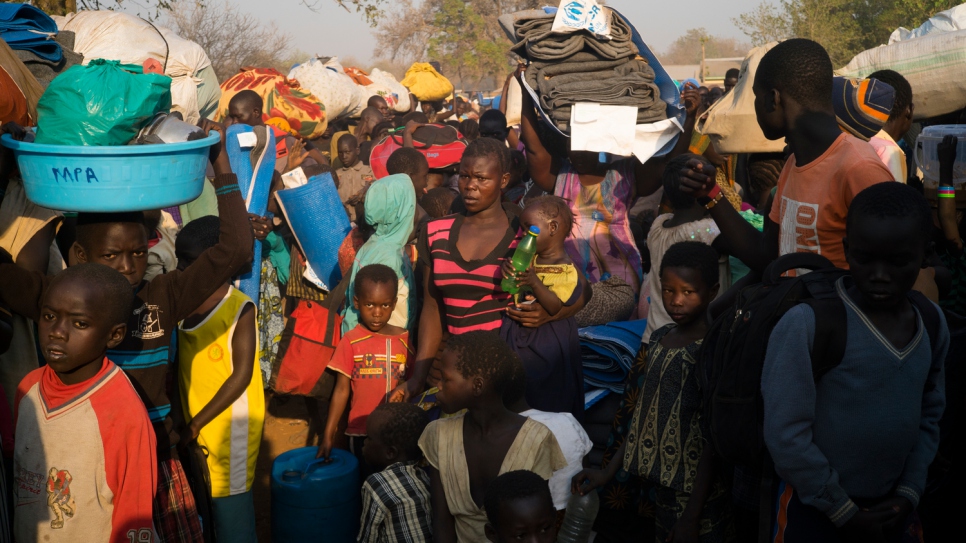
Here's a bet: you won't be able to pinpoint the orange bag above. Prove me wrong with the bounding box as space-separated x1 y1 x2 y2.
217 67 327 139
270 276 348 397
343 67 373 86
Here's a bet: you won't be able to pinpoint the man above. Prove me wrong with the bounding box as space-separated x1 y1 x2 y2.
724 68 740 93
226 90 326 172
679 39 893 272
868 69 915 183
368 95 394 122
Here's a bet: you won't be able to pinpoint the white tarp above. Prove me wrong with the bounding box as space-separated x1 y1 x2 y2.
890 4 966 43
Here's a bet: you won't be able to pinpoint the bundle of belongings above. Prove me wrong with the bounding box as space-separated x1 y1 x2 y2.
0 3 83 89
578 319 647 394
507 9 666 134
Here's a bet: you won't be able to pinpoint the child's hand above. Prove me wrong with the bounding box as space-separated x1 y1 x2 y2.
571 468 610 496
317 436 335 459
250 214 273 241
939 135 958 174
870 496 912 538
286 139 308 172
517 266 540 290
666 519 700 543
839 508 896 543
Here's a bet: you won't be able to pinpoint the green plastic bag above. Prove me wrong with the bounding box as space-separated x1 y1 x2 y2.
36 59 172 146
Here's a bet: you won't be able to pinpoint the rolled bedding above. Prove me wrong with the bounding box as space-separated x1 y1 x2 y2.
510 9 638 62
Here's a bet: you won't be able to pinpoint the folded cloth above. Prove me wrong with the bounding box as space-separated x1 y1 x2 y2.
511 8 637 61
578 319 648 394
499 9 553 42
14 30 82 89
0 3 61 64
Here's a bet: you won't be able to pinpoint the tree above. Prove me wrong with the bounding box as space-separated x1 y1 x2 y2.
661 28 750 65
427 0 506 87
374 0 543 87
734 0 960 66
165 0 294 80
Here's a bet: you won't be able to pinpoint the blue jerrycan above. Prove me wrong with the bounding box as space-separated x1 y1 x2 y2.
271 447 361 542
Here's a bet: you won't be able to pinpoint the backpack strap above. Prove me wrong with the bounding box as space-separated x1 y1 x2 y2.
801 271 849 381
908 290 942 361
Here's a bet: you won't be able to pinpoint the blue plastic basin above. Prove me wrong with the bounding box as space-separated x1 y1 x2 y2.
0 132 220 212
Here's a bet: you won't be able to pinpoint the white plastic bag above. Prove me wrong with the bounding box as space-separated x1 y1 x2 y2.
54 11 213 124
838 29 966 120
289 57 363 120
698 43 786 154
889 4 966 43
551 0 611 38
368 68 411 112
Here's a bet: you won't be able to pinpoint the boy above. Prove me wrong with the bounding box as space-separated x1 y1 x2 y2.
226 90 326 172
337 134 375 223
0 121 252 543
318 264 412 464
868 69 915 183
357 402 432 543
679 38 894 272
175 217 263 543
368 95 394 122
15 264 156 542
386 147 430 196
762 182 947 542
484 470 558 543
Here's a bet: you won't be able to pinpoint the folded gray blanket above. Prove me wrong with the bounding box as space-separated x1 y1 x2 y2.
14 30 83 89
511 9 637 61
525 57 666 132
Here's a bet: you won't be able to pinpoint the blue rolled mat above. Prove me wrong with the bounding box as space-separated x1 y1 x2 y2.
274 173 350 290
226 124 276 302
0 3 61 63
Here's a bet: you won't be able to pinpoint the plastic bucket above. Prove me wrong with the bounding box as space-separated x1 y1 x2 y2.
271 447 360 543
0 132 219 212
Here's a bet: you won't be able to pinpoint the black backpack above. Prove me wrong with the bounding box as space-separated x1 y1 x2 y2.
699 252 942 467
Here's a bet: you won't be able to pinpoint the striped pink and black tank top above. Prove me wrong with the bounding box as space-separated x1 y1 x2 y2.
418 212 521 334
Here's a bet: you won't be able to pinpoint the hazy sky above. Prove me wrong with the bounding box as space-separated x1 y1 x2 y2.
228 0 764 64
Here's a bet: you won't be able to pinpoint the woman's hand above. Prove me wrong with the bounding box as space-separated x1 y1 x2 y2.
506 294 552 328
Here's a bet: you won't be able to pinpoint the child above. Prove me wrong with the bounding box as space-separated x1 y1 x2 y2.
319 264 413 465
503 357 592 513
484 470 558 543
573 242 733 543
0 121 250 543
643 154 733 345
762 182 947 542
386 147 431 196
337 134 375 223
420 187 457 219
499 195 584 418
175 216 264 543
357 402 433 543
14 264 156 542
419 331 566 543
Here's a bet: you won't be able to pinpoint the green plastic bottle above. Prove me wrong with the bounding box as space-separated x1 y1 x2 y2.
501 226 540 296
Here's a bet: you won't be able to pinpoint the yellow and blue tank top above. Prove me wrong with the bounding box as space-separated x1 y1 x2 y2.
178 287 265 497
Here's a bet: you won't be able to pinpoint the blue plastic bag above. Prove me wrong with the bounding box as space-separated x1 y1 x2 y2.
36 59 172 146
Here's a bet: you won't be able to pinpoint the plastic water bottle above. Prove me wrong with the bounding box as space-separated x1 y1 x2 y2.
500 226 540 297
556 490 599 543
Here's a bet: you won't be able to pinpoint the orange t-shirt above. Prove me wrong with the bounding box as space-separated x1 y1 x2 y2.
768 134 895 268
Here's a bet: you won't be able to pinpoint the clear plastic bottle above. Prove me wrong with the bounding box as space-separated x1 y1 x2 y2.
500 225 540 297
556 489 599 543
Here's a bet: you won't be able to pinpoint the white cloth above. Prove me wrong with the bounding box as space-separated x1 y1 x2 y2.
522 409 593 510
643 215 730 344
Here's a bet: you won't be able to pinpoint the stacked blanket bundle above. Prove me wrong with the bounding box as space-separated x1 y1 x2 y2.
578 319 647 394
508 9 666 133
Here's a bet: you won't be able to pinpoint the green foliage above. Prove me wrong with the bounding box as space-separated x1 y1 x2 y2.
426 0 508 87
734 0 960 66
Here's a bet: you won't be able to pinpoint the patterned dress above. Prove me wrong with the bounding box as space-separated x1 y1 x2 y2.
623 325 733 542
554 159 643 296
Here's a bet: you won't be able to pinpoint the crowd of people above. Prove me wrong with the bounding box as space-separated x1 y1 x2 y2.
0 27 963 543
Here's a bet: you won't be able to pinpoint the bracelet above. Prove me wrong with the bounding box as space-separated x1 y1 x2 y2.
704 191 725 210
939 186 956 199
706 183 722 200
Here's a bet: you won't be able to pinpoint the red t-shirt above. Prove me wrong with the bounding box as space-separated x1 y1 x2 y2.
768 134 894 268
14 358 157 542
330 325 412 435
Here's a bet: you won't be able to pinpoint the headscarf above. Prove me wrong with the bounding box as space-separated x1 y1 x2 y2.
341 174 417 333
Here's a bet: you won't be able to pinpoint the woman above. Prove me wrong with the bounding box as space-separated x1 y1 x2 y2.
341 173 417 333
519 76 654 312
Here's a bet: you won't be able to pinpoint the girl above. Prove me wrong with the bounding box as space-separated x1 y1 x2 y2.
573 242 734 543
419 331 566 543
499 195 584 418
642 154 735 345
